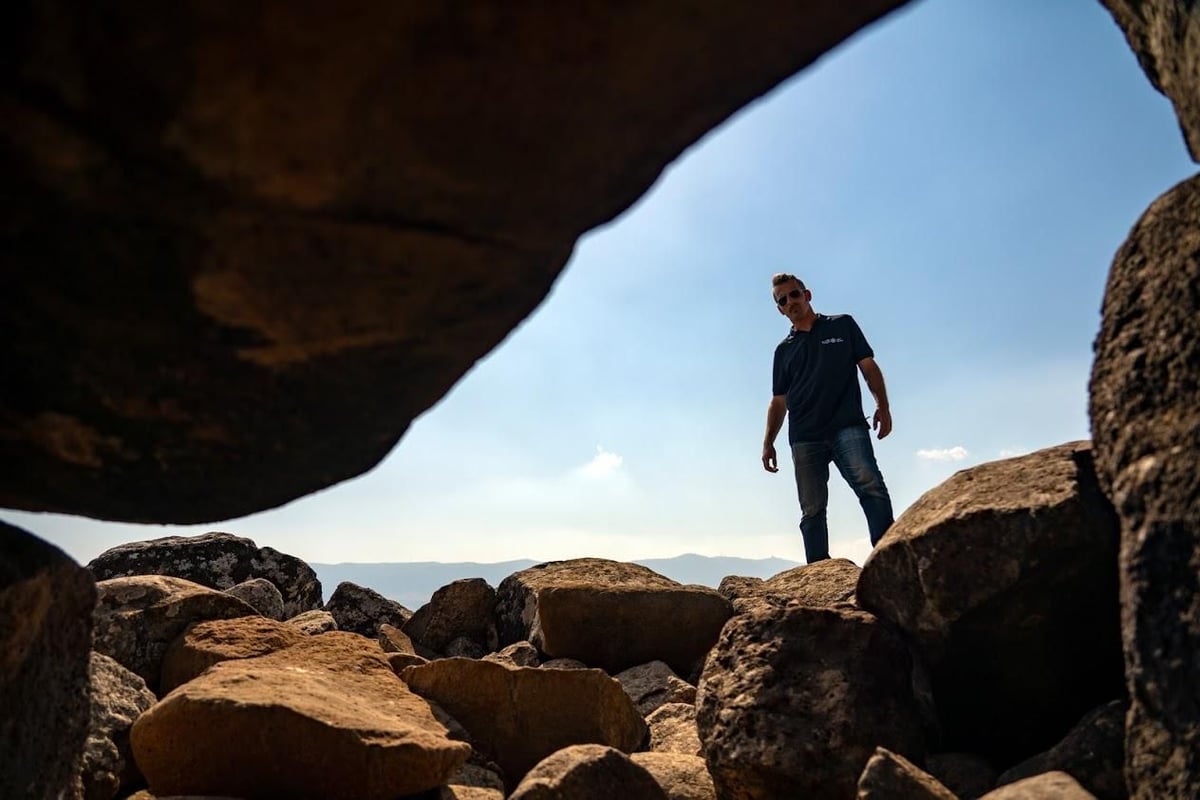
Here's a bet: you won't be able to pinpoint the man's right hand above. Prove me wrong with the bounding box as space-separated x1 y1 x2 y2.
762 444 779 473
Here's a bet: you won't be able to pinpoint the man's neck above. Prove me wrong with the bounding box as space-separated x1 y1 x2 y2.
792 311 818 332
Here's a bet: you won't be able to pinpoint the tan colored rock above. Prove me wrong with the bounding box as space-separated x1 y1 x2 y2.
286 609 338 634
496 558 731 675
857 442 1122 764
93 575 257 691
979 771 1097 799
926 752 998 800
0 521 96 800
615 661 696 717
379 622 416 653
131 632 468 799
509 744 667 800
722 558 860 616
401 656 646 783
484 640 541 667
647 703 702 756
541 657 588 670
697 603 930 800
632 752 716 800
856 747 957 800
388 652 430 673
79 652 156 800
1090 173 1200 800
440 787 504 800
160 615 308 692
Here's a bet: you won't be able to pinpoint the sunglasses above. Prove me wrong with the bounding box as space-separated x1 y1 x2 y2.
775 288 804 307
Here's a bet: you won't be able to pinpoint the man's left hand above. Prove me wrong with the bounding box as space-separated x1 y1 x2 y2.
873 407 892 440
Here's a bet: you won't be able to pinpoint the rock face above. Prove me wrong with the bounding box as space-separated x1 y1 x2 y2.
696 603 930 800
92 574 258 691
630 752 716 800
720 558 859 614
160 616 309 692
0 521 96 800
325 580 413 637
856 747 958 800
496 558 731 675
88 532 322 618
509 744 667 800
996 699 1126 800
401 657 647 785
224 577 285 620
2 1 912 524
79 653 157 800
979 771 1097 800
404 578 499 655
131 632 469 799
1101 0 1200 161
1089 172 1200 800
856 441 1123 763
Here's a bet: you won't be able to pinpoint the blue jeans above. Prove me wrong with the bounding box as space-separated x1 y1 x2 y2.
790 425 894 563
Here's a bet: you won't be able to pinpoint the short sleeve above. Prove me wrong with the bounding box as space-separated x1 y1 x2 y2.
847 316 874 362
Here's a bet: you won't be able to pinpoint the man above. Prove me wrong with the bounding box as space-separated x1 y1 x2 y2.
762 273 894 563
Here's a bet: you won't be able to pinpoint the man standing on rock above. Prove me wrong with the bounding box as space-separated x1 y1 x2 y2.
762 273 895 563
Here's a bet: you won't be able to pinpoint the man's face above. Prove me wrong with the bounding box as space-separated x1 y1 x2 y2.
773 280 812 322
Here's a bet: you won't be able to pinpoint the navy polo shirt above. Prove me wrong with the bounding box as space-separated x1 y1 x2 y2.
772 313 874 444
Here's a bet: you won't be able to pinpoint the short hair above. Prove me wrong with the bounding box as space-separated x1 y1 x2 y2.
771 273 807 291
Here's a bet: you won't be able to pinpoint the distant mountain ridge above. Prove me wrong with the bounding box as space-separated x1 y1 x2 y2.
310 553 802 610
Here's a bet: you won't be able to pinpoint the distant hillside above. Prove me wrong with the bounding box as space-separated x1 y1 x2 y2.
310 553 801 610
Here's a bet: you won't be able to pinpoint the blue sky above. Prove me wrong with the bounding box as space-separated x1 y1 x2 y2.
8 0 1196 568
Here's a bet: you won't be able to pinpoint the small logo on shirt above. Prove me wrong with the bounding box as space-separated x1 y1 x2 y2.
821 337 845 345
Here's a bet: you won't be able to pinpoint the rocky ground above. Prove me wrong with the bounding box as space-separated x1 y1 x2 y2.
3 441 1139 799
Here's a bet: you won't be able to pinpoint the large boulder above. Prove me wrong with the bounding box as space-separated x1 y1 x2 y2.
631 752 716 800
856 747 958 800
1089 172 1200 800
160 615 309 692
92 574 258 691
2 1 912 524
0 521 96 800
131 632 469 799
695 603 931 800
856 441 1123 763
1101 0 1200 162
496 558 731 675
720 558 859 615
325 580 412 637
996 699 1126 800
88 532 321 618
400 657 646 785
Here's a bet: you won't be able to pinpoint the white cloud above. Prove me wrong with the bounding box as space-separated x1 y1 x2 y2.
575 445 625 479
916 446 969 462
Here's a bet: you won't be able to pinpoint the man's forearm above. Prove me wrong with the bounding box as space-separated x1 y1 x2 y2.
764 400 786 445
862 362 890 410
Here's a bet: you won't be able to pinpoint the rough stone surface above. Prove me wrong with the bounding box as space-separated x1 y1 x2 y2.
1090 172 1200 800
1101 0 1200 161
996 699 1127 800
856 747 958 800
131 632 469 799
509 744 667 800
723 558 860 615
0 521 96 800
696 603 930 800
79 652 156 800
404 577 499 655
978 771 1097 799
92 574 257 691
496 558 731 675
3 0 912 524
857 441 1123 763
388 652 430 673
631 752 717 800
223 577 285 620
379 622 416 654
286 609 338 634
401 657 646 784
325 580 412 637
615 661 697 717
541 657 588 670
160 616 309 692
926 752 999 800
647 703 703 757
88 533 322 618
484 640 541 668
